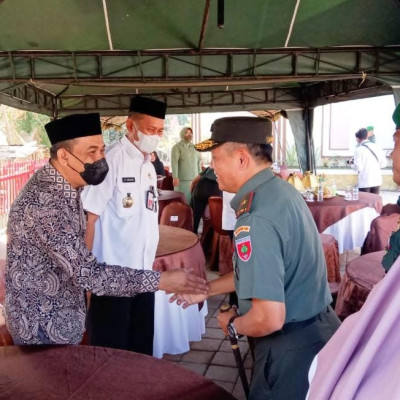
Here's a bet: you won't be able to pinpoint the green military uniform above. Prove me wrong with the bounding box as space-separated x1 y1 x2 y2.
382 217 400 272
170 128 201 203
231 168 340 400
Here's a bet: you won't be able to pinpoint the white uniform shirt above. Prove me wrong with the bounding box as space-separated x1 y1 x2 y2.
222 191 236 231
352 140 387 188
82 135 159 270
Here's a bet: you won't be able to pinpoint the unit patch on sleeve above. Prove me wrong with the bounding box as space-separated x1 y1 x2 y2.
236 192 254 217
235 236 252 262
234 225 251 237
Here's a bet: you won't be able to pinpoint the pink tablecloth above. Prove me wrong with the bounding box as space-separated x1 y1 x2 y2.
307 192 382 233
152 225 207 358
335 250 385 320
0 345 234 399
154 225 206 280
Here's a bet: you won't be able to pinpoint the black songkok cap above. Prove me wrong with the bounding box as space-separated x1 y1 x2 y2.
129 96 167 119
195 117 273 152
45 113 102 145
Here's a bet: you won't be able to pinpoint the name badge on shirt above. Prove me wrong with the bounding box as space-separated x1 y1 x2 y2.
146 186 157 212
122 177 135 183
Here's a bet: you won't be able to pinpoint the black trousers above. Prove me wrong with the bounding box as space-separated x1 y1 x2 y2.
190 178 221 233
87 292 155 355
359 186 380 194
249 306 340 400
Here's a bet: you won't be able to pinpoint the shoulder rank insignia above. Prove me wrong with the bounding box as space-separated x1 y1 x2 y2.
236 192 254 217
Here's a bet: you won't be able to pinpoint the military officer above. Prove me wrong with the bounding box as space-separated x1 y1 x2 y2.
82 96 165 355
382 103 400 272
171 126 202 203
172 116 340 399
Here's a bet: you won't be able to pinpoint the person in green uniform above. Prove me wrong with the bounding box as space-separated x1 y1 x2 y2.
382 103 400 272
171 127 202 203
171 116 340 400
366 125 376 143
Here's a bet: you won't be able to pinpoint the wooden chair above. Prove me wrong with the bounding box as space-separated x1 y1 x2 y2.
160 201 194 231
160 175 174 191
208 196 233 274
319 233 341 283
361 213 400 255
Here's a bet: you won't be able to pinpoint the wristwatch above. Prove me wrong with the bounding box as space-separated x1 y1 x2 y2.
227 315 239 341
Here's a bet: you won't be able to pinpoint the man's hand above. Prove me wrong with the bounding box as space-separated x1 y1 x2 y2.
173 178 179 187
159 269 208 295
217 306 239 335
169 293 207 309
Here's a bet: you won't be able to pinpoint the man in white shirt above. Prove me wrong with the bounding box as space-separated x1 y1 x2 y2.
351 128 387 194
82 96 166 355
222 191 236 231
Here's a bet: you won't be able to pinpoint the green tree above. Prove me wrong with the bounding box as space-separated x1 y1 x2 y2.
16 111 51 148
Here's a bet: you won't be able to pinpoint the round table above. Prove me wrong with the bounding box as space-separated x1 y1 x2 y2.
307 192 382 233
307 192 382 253
335 250 386 320
154 225 205 279
0 345 235 399
152 225 207 358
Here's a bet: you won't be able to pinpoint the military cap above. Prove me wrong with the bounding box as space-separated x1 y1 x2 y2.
393 103 400 129
45 113 102 145
366 125 374 131
195 117 273 152
129 96 167 119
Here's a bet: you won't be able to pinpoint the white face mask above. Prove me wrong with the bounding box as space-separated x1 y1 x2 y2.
133 126 161 154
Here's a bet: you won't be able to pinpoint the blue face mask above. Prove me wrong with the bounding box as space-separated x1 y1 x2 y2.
67 151 109 185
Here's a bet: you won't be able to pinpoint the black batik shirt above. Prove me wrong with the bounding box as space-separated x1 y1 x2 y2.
4 163 160 345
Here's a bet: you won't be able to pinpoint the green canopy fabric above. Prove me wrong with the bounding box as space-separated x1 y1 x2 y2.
0 0 400 169
0 0 399 117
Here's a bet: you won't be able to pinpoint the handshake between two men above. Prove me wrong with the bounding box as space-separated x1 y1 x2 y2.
158 268 209 296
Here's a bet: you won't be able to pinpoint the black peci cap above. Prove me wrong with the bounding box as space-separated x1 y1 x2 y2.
195 117 273 152
45 113 102 145
129 96 167 119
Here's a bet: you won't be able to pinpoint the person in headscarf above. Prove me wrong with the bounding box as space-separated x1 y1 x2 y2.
150 151 165 176
171 127 202 203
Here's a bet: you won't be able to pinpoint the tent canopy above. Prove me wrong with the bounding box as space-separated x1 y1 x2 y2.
0 0 400 118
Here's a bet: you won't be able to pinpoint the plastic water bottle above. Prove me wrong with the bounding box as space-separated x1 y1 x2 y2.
331 179 337 196
352 185 359 201
317 185 324 202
